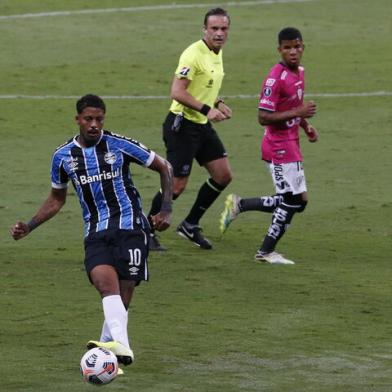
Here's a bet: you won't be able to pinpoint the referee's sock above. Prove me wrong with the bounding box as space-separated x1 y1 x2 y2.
185 178 226 225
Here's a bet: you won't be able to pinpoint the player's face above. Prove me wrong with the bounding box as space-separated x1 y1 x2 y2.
278 38 304 70
203 15 230 53
76 106 105 147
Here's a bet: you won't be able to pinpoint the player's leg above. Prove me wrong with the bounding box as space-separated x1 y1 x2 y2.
177 157 232 249
220 193 284 233
177 127 231 249
255 162 308 264
148 112 195 250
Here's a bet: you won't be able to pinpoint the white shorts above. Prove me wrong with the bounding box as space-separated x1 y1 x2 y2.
267 161 307 195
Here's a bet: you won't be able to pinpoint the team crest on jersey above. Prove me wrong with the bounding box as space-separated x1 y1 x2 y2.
265 78 276 87
179 67 190 76
104 152 117 165
263 87 272 97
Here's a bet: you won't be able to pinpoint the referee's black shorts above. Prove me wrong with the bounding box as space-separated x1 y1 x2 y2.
84 228 149 283
163 112 227 177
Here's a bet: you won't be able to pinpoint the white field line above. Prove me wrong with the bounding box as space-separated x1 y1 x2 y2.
0 92 391 100
0 0 316 20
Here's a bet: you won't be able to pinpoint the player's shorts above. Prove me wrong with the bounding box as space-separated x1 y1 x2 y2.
163 112 227 177
84 228 149 283
267 161 307 195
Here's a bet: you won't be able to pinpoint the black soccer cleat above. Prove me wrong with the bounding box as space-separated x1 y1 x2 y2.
148 233 167 251
176 222 212 249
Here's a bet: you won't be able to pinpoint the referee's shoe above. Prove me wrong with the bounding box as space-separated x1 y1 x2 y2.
177 221 212 249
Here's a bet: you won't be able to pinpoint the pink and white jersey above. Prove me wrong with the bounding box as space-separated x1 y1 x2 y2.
259 63 305 163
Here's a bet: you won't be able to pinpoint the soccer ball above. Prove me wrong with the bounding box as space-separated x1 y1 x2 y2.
80 347 118 385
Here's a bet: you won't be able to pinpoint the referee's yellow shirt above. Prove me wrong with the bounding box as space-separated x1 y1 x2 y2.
169 39 224 124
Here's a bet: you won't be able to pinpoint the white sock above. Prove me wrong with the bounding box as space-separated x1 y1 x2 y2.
99 321 112 342
102 295 130 349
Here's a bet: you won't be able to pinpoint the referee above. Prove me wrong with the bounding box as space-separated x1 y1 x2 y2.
149 7 233 250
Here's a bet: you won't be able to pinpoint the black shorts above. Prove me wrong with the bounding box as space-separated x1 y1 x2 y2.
84 229 149 282
163 112 227 177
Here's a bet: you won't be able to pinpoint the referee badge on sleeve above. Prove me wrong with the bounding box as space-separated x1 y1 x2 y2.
179 67 191 76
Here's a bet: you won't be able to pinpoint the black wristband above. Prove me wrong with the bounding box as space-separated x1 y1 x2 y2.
199 104 211 116
27 218 39 232
160 201 172 213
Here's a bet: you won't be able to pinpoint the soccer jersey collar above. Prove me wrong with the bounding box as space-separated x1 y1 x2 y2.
73 130 103 148
201 39 221 55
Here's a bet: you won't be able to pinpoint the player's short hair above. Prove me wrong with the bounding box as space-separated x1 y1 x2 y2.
278 27 303 44
204 7 230 26
76 94 106 114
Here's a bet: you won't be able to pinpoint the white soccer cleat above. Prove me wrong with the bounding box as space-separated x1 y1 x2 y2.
254 250 295 265
86 340 134 365
220 194 241 234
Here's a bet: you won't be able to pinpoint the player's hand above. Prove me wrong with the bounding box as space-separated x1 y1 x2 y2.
150 212 171 232
298 100 317 118
207 108 229 122
216 102 232 120
305 125 319 143
10 221 30 240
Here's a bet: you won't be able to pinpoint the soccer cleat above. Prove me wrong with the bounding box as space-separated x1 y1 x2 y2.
149 233 167 251
254 250 295 265
220 194 241 234
176 222 212 249
86 340 134 365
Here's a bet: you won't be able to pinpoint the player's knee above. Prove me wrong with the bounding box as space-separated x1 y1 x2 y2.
282 193 307 213
297 200 307 213
173 180 187 195
213 170 232 187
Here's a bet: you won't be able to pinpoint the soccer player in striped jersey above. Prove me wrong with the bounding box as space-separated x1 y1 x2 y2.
10 94 173 367
148 8 233 251
220 27 319 265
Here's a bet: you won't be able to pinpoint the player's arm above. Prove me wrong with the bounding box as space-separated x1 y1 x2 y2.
300 118 319 143
171 77 228 122
10 187 67 240
258 100 317 126
148 155 173 232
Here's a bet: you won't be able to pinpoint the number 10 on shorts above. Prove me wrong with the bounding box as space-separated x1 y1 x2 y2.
128 248 141 275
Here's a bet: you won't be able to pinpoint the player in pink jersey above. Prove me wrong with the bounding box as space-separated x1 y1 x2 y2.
220 27 319 264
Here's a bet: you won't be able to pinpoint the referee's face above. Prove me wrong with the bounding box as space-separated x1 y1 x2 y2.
76 106 105 147
203 15 230 53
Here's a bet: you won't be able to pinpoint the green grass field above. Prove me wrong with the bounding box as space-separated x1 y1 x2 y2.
1 1 391 391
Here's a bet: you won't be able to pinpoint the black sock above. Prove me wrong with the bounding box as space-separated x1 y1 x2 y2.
240 194 283 213
260 203 298 253
184 178 226 225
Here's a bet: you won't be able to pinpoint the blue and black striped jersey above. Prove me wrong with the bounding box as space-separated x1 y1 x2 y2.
51 130 155 237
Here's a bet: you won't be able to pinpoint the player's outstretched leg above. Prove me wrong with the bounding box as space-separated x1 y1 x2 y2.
220 194 241 234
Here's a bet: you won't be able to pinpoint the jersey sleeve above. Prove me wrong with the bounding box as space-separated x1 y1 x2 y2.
174 46 198 81
119 137 155 167
51 152 69 189
258 76 281 112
